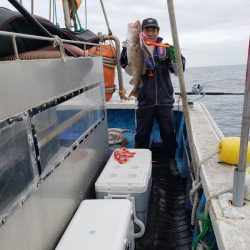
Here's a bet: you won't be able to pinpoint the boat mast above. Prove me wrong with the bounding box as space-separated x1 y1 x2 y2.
232 39 250 207
166 0 199 177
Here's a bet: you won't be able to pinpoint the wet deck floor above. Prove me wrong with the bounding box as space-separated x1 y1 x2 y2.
136 143 193 250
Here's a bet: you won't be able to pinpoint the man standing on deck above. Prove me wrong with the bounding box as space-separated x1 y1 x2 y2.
120 18 185 175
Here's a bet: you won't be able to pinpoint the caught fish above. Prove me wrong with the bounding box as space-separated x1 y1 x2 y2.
126 20 144 97
108 128 129 149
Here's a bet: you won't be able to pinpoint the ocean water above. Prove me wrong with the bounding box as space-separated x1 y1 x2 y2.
173 64 246 137
113 64 247 137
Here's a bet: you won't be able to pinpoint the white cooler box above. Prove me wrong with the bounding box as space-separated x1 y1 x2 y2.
56 199 134 250
95 149 152 232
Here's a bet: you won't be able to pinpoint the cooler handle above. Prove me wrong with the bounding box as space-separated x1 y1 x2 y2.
104 194 145 238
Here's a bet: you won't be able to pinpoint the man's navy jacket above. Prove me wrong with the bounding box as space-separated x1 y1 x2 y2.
120 37 185 108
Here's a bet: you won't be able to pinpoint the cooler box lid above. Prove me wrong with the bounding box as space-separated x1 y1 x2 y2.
56 199 132 250
95 149 152 192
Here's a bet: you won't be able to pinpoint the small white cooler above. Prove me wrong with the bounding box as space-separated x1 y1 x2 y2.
95 149 152 234
56 199 134 250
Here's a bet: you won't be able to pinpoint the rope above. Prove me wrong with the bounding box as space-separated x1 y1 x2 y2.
53 36 65 59
70 0 84 32
190 179 202 225
190 181 202 205
191 149 223 218
193 212 216 250
190 157 202 225
191 192 200 226
99 0 112 35
204 187 232 216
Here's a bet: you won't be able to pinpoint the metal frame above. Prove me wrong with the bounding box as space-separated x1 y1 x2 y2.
0 45 108 249
0 80 106 224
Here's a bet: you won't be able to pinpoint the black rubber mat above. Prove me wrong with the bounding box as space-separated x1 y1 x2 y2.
136 143 193 250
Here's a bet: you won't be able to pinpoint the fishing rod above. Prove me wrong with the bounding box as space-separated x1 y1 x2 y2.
175 84 244 95
142 38 244 96
175 92 244 95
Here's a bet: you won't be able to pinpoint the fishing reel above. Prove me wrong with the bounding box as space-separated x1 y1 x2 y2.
192 84 204 95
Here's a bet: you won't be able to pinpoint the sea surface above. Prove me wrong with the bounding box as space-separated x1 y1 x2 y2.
113 64 247 137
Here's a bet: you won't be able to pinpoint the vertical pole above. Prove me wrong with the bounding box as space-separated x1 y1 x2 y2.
12 35 19 60
62 0 72 30
31 0 34 14
84 0 87 29
104 35 126 99
49 0 52 21
99 0 112 36
232 39 250 207
166 0 200 177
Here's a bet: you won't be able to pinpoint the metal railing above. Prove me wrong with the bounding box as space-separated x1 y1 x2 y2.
102 35 125 99
0 30 100 60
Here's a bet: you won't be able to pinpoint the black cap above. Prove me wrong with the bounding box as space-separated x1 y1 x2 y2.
142 18 159 30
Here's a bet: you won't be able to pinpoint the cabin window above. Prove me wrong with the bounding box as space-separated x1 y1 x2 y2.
31 83 105 176
0 118 37 221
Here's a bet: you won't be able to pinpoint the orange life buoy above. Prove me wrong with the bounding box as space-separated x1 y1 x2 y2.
88 45 116 101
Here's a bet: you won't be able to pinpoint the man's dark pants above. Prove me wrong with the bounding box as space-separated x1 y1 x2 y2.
135 106 178 158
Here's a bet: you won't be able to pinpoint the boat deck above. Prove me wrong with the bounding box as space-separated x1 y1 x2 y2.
136 143 192 250
190 103 250 250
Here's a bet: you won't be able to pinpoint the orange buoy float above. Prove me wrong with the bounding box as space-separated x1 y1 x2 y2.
88 44 116 101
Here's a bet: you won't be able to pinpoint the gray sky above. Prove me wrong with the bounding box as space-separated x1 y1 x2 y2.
2 0 250 67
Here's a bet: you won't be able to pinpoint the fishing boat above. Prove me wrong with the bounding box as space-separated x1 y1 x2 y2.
0 1 250 249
